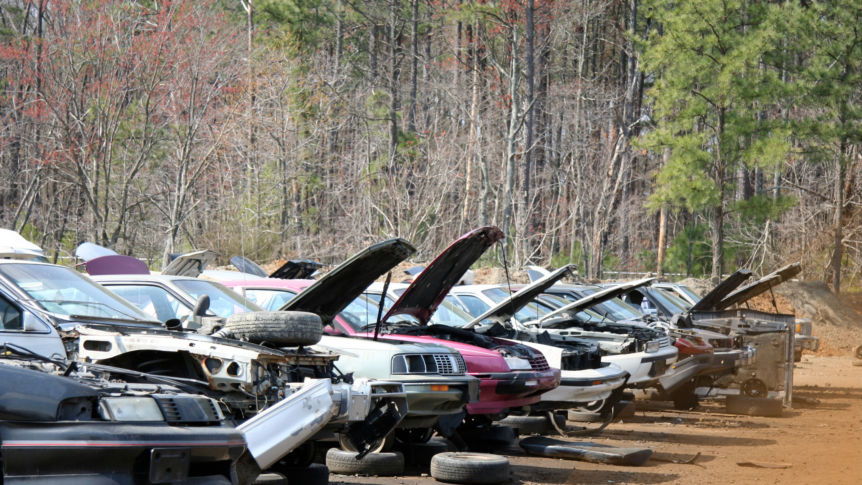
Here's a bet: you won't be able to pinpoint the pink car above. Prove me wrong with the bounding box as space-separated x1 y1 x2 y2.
224 227 561 419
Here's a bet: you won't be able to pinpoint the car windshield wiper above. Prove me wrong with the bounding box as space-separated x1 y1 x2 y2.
1 342 69 370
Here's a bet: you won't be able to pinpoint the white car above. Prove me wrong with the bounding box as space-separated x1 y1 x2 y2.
449 267 679 391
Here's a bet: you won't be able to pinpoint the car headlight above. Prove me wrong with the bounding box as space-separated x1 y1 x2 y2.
645 341 660 353
98 397 164 422
504 357 532 370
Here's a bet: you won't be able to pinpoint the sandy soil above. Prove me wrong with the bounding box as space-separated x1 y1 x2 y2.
321 355 860 485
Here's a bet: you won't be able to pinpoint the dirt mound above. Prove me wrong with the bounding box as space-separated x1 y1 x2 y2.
373 261 425 283
742 291 796 315
675 277 717 298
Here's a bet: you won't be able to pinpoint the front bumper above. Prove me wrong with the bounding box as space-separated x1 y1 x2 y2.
466 368 561 415
536 364 627 410
0 421 245 485
402 377 480 418
603 346 679 389
796 335 820 352
658 350 741 394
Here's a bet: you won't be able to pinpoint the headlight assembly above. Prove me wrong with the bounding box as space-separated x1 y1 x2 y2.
504 357 532 370
645 341 661 353
98 397 164 422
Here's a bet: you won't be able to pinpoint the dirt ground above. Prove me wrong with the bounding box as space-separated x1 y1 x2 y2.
324 355 861 485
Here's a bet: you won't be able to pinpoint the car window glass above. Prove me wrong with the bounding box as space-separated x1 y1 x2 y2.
244 289 297 311
444 295 469 313
454 294 491 317
108 285 193 323
173 280 262 318
429 299 473 327
677 286 702 302
0 264 155 322
0 296 22 331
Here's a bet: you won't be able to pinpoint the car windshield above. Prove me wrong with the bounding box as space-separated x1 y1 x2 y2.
654 288 692 311
576 289 645 320
645 288 688 314
481 287 552 322
0 263 156 322
674 286 702 303
390 288 476 327
244 288 297 311
172 280 262 318
538 294 606 323
337 294 421 331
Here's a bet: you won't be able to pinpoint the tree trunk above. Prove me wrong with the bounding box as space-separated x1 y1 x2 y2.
521 0 535 261
831 145 845 293
407 0 418 132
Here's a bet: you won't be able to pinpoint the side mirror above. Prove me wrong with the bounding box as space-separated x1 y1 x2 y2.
193 295 210 318
22 312 45 332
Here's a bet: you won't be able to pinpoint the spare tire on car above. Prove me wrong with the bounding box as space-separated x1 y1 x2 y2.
226 311 323 346
430 453 510 484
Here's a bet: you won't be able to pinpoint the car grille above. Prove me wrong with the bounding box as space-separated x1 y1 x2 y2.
154 396 222 423
657 336 672 348
529 354 551 372
435 354 467 375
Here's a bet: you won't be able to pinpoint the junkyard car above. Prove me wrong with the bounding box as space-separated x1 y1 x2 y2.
0 354 246 485
0 259 407 482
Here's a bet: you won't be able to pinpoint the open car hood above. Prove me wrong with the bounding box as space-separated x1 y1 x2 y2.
463 265 576 329
380 227 504 325
688 269 752 312
0 229 45 260
230 256 323 280
711 263 801 311
538 277 656 322
279 238 416 326
75 242 119 262
161 250 218 277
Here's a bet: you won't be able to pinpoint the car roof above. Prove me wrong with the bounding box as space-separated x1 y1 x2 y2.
222 279 312 290
91 274 199 283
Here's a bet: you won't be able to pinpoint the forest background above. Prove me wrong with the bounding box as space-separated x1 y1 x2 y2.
1 0 860 290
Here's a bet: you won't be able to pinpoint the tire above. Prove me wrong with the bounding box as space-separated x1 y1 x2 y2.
496 416 551 436
670 382 700 411
621 391 636 401
399 440 449 466
226 311 322 346
854 345 862 360
725 395 783 417
430 453 510 484
430 437 458 452
567 410 603 423
339 430 394 454
269 464 327 485
325 448 404 476
794 350 803 363
852 361 862 367
613 400 636 420
253 474 289 485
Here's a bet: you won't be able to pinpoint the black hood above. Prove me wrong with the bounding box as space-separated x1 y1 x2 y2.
688 269 753 312
279 238 417 325
712 263 801 311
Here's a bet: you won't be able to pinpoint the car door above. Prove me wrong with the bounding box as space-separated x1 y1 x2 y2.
0 289 66 358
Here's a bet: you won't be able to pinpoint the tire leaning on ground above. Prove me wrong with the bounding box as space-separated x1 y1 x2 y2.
226 311 323 346
430 453 510 484
854 345 862 360
325 449 404 476
272 463 328 485
725 395 783 417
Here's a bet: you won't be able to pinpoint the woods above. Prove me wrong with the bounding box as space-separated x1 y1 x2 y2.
0 0 859 289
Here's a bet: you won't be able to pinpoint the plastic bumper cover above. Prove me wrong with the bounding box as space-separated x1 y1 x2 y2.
466 368 561 414
402 377 480 417
538 365 627 408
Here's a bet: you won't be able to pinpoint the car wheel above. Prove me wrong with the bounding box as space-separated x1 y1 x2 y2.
567 410 603 423
725 395 783 417
225 311 323 346
325 449 404 476
430 453 510 484
338 430 394 454
854 345 862 360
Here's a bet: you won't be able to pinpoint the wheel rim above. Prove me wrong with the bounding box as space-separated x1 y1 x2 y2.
740 378 768 398
338 432 387 454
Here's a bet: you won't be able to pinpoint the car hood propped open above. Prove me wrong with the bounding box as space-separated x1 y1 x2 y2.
709 263 801 311
279 238 416 326
380 227 504 325
538 277 656 323
463 265 576 329
688 269 753 313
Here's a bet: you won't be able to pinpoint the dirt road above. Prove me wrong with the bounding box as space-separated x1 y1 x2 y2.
327 355 861 485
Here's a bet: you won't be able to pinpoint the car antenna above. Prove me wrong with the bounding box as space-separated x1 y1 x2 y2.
373 271 392 341
498 240 517 321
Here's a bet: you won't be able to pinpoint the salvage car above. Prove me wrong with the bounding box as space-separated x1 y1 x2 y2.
0 259 407 483
0 352 246 485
